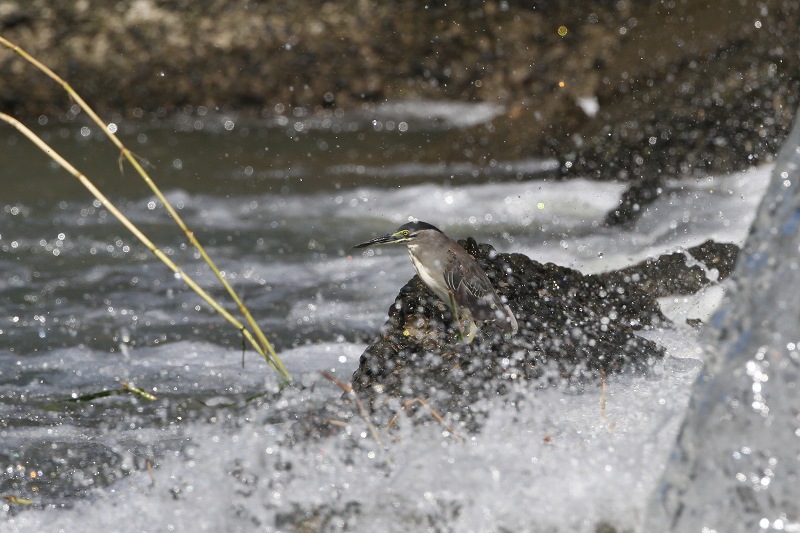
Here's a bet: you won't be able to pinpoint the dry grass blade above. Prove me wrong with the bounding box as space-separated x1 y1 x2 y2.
600 368 607 420
320 371 384 449
120 382 158 401
0 112 283 379
0 35 289 382
2 495 34 506
145 458 156 487
386 397 465 441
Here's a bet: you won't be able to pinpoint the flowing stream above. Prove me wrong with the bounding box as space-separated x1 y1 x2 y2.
0 102 777 531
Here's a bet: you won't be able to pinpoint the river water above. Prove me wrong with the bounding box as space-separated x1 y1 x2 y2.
0 102 772 531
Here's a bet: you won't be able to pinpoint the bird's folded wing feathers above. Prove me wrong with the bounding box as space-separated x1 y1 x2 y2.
445 250 501 317
444 250 485 298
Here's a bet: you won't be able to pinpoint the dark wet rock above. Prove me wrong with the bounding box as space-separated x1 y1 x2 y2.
567 1 800 225
0 0 618 120
274 502 363 533
352 237 739 410
595 522 631 533
604 240 740 298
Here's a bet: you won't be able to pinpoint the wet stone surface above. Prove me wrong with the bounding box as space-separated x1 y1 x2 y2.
352 238 739 414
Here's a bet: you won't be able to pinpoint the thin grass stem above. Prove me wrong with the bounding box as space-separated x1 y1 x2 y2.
0 112 285 380
0 35 290 382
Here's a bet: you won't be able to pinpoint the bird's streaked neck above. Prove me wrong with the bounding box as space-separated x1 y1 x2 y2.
406 244 448 302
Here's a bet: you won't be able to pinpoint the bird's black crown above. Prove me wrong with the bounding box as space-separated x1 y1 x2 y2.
397 221 442 234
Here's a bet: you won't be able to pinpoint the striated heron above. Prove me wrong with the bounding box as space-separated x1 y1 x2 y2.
354 221 518 341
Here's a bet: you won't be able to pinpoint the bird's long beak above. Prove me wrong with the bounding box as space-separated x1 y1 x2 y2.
353 233 398 248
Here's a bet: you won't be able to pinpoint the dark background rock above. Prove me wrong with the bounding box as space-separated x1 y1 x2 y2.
2 2 798 227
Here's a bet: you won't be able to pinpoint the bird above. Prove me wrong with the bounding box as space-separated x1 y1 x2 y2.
354 220 518 342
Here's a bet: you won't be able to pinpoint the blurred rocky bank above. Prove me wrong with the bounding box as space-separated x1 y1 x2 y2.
1 0 799 223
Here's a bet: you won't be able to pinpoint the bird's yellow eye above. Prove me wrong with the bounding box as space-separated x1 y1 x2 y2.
402 230 410 236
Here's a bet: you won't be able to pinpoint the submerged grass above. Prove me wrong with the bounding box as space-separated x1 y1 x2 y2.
0 36 290 383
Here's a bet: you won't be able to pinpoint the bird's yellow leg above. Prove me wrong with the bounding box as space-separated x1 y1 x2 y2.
448 292 466 343
448 292 475 344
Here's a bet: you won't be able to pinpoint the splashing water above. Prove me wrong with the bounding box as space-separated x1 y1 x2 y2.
0 103 776 531
644 109 800 531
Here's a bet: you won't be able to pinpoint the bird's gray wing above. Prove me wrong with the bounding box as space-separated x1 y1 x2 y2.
443 249 518 334
443 249 499 321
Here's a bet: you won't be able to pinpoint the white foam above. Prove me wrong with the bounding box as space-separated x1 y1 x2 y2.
1 159 772 531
